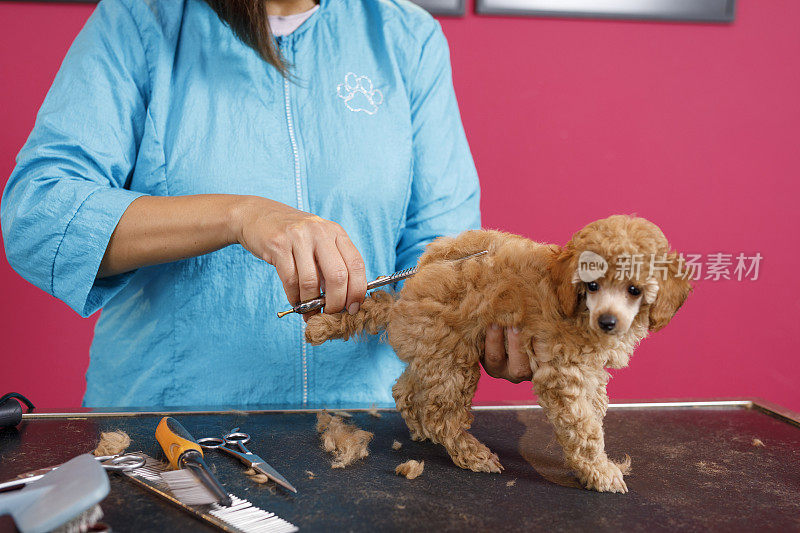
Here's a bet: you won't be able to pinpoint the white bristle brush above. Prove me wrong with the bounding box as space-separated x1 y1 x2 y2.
160 468 220 506
0 454 108 533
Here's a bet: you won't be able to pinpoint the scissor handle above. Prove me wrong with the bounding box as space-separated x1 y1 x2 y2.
197 436 226 449
223 431 251 447
98 453 146 471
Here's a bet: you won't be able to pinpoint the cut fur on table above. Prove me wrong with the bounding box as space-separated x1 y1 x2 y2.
306 215 692 493
316 412 373 468
93 430 131 456
395 460 424 479
244 468 269 484
243 468 277 493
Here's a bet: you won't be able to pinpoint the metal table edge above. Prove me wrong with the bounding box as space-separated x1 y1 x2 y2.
19 398 800 426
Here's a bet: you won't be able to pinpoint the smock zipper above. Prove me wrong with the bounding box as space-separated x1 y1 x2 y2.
280 37 308 406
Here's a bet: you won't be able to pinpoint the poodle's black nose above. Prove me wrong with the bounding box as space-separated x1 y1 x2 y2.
598 314 617 332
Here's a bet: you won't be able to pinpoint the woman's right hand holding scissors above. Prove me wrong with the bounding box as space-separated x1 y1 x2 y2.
231 196 368 319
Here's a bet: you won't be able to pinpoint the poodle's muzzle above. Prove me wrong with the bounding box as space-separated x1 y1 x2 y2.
597 313 617 332
585 280 645 335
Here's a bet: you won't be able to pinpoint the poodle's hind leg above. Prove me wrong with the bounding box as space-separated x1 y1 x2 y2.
415 360 502 474
392 367 426 442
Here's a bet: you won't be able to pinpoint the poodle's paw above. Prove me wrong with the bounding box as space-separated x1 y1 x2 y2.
581 460 628 493
454 447 504 474
304 314 341 345
471 451 504 474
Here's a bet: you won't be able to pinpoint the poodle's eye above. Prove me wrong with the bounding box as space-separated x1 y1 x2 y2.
586 281 599 292
628 285 641 296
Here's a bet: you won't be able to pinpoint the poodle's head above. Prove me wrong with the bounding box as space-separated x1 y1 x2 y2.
550 215 692 335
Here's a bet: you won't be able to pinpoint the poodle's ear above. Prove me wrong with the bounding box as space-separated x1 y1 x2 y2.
649 252 693 332
550 248 582 317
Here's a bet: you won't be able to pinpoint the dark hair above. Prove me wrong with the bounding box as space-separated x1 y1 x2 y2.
203 0 289 76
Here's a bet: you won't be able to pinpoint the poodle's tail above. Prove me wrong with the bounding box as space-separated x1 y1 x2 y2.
304 290 396 345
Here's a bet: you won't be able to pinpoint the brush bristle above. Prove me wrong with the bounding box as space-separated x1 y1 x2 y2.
160 469 220 506
125 456 298 532
51 504 104 533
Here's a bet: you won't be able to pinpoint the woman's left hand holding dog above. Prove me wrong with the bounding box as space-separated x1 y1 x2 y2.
481 325 533 383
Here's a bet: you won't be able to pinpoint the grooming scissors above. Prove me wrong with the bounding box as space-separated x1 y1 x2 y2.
197 429 297 493
277 250 489 318
0 453 146 491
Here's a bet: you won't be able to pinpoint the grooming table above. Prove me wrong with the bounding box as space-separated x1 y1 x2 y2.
1 400 798 532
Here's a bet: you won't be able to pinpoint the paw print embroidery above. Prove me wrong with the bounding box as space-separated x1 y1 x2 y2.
337 72 383 115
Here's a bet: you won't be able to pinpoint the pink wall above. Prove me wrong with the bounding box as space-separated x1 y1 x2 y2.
1 1 798 410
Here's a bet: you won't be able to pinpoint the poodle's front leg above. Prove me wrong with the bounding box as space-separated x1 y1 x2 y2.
534 363 628 493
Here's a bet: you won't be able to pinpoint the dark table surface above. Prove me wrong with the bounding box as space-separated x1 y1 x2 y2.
1 403 799 532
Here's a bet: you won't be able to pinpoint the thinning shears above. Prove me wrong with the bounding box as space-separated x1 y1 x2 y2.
276 250 489 317
197 429 297 493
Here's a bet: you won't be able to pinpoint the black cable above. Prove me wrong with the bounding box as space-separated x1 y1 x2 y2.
0 392 35 428
0 392 35 411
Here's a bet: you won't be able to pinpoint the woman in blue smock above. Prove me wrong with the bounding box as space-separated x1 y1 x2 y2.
1 0 531 407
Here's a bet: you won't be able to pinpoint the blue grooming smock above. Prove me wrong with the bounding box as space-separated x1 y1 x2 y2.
1 0 480 407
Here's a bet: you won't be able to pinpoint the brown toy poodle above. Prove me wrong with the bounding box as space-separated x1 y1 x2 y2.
305 215 692 493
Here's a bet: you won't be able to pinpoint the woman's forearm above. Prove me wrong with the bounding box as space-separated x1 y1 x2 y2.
97 194 246 278
98 193 369 316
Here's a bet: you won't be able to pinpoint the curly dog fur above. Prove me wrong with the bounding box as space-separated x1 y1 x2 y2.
305 215 691 493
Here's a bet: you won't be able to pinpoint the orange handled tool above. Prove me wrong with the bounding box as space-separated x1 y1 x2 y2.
156 417 203 469
156 417 232 507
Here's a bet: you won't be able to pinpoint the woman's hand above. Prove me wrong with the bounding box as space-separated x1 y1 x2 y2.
231 196 367 318
481 325 533 383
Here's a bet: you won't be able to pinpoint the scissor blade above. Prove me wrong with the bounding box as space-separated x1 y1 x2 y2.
252 462 297 493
